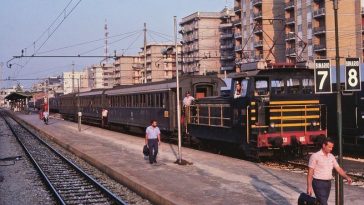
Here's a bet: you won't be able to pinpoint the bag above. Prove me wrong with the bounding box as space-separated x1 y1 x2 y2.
298 193 319 205
143 145 149 156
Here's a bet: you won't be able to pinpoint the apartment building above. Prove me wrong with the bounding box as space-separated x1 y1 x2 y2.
285 0 363 66
139 42 181 83
63 71 89 94
180 12 222 75
220 8 236 75
234 0 287 71
114 55 140 85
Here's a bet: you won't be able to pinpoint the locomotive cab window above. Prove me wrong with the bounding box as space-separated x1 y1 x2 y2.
302 78 314 94
234 79 248 98
254 79 269 96
271 79 285 95
286 78 300 94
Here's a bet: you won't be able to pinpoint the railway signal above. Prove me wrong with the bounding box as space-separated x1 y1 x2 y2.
314 59 332 94
345 58 361 92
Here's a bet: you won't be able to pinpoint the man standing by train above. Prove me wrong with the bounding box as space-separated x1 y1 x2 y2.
307 138 352 205
145 120 161 164
101 108 108 128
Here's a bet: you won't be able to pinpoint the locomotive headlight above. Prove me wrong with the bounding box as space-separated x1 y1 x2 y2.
269 122 275 128
311 121 318 126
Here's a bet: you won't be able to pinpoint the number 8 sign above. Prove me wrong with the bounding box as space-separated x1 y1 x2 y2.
345 58 361 91
314 59 332 94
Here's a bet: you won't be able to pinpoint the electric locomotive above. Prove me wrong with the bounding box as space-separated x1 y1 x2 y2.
186 67 327 158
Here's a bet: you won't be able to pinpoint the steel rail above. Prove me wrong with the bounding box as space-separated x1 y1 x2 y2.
1 111 127 205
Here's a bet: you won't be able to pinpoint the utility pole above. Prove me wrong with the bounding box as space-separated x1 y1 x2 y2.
174 16 183 164
144 22 147 83
72 62 75 93
77 78 81 132
333 0 343 204
47 79 49 114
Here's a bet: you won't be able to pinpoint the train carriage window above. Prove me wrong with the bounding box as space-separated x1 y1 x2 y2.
271 79 285 95
302 78 314 94
255 79 269 96
156 93 160 107
160 93 164 108
286 78 300 94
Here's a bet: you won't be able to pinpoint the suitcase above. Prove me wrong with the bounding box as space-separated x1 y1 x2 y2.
143 145 149 156
298 193 319 205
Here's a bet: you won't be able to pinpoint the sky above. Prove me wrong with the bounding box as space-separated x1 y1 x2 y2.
0 0 229 89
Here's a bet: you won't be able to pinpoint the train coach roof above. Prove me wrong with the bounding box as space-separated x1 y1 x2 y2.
105 75 224 95
77 89 105 97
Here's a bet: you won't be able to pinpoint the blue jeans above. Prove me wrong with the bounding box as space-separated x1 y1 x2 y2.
312 178 331 205
148 139 158 163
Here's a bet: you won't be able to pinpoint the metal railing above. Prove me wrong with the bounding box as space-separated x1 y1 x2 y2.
187 104 231 128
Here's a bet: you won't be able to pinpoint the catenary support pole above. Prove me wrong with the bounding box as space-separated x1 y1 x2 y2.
333 0 343 204
174 16 182 164
144 23 147 83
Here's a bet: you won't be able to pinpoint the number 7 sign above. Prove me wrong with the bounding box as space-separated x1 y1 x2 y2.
314 59 332 94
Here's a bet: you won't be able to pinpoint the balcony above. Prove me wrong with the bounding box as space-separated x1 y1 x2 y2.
220 23 233 28
220 33 234 39
221 44 234 49
286 17 295 25
253 12 263 19
234 32 242 38
252 0 262 6
235 45 243 51
234 6 241 12
235 58 243 64
285 32 295 41
221 66 235 71
253 25 263 33
285 1 294 10
285 48 296 56
313 8 325 18
232 19 242 25
313 26 326 35
221 54 235 60
254 40 263 47
313 43 327 51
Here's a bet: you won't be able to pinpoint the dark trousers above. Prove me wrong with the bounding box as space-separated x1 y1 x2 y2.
312 178 331 205
148 139 159 163
102 117 108 128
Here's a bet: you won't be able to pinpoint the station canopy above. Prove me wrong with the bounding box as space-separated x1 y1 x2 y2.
5 92 33 101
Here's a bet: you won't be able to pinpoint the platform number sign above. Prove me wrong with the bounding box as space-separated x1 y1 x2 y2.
314 59 332 94
345 58 361 91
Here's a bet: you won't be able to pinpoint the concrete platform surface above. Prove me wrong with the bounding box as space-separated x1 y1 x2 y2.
10 111 364 205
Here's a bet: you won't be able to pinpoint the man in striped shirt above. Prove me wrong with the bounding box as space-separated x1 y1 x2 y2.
307 138 352 205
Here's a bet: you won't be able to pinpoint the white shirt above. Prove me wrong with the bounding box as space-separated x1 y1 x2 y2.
308 149 339 180
102 109 108 117
183 96 195 106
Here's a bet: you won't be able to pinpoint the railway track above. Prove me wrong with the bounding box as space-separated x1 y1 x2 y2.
0 111 127 205
263 160 364 187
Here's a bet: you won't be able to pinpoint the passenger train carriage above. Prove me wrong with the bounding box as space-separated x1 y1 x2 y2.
186 68 327 158
59 75 225 133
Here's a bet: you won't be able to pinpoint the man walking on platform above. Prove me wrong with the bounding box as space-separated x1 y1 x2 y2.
307 138 352 205
145 120 161 164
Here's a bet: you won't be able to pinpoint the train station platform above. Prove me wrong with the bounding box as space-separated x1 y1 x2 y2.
9 111 364 205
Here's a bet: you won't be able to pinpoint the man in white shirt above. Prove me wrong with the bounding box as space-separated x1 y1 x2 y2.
145 120 161 164
101 109 108 128
307 138 352 205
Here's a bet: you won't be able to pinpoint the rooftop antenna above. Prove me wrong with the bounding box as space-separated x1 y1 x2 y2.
104 19 109 63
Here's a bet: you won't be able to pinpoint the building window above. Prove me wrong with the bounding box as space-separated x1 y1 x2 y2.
298 24 302 32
